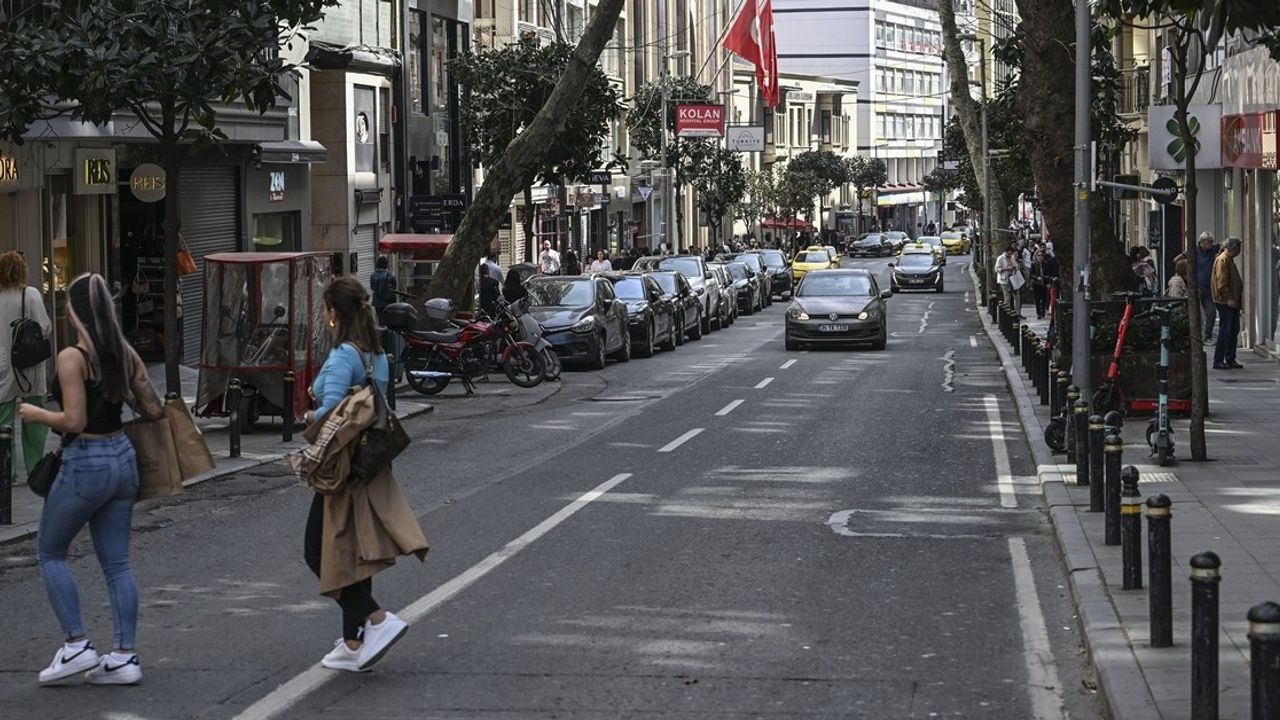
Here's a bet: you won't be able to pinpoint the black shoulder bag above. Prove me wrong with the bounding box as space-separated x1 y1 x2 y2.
348 349 410 482
11 288 52 394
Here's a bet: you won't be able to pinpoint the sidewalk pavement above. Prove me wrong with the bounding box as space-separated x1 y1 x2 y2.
976 283 1280 720
0 363 446 546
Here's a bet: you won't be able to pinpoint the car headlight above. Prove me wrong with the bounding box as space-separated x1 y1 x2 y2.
788 308 809 321
858 311 870 321
570 316 597 333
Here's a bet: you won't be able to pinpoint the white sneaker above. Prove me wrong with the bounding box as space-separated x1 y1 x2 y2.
321 639 367 672
38 642 99 685
84 652 142 685
357 612 408 670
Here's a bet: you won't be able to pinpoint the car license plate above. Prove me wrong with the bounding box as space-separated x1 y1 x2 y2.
818 324 849 332
909 278 925 284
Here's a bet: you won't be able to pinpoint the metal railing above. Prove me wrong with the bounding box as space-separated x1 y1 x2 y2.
1120 65 1151 116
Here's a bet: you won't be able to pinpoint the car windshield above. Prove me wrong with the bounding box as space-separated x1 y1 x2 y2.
941 232 961 239
527 279 594 306
898 254 935 269
860 234 884 242
658 257 702 279
797 274 874 297
757 251 786 268
737 254 763 272
727 263 748 280
612 277 646 300
886 232 907 239
797 252 829 263
650 273 678 294
920 237 942 247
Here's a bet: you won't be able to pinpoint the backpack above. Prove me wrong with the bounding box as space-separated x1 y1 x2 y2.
11 288 51 392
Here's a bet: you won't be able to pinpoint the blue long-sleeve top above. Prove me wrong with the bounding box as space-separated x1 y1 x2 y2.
311 342 390 420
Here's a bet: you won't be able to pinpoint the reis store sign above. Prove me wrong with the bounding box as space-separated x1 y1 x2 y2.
676 104 725 138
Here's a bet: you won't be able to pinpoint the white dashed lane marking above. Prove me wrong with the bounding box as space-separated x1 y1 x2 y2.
780 359 797 369
715 400 744 416
754 377 775 389
658 428 705 453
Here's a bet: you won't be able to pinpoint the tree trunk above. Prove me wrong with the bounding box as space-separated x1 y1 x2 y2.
936 0 1007 272
1014 0 1077 289
161 127 183 396
428 0 626 303
522 184 536 262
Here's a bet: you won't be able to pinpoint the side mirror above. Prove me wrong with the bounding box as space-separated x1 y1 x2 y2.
881 290 893 300
886 262 895 268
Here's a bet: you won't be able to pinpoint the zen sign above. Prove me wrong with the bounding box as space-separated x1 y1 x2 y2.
676 104 725 138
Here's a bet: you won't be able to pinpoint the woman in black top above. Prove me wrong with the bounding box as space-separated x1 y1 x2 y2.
503 267 528 304
19 273 164 686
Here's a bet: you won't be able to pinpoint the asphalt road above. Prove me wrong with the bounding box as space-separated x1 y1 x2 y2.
0 255 1104 719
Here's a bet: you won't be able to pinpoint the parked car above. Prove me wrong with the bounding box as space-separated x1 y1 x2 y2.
715 252 772 307
751 249 793 299
883 231 909 252
634 254 722 334
525 275 630 369
849 233 893 257
939 230 969 255
888 251 945 293
707 263 738 327
646 270 703 343
723 261 762 315
604 273 678 357
785 269 890 351
823 245 842 267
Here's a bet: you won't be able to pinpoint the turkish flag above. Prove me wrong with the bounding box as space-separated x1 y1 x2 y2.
723 0 779 108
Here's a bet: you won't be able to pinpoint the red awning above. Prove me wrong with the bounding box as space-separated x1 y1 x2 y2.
761 218 815 231
378 233 453 260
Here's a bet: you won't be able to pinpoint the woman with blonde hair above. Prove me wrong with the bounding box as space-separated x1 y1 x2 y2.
19 273 164 685
0 250 52 484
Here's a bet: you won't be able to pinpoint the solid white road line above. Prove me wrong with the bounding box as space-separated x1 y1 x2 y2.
233 472 635 720
983 395 1018 508
779 359 798 369
970 335 979 348
658 428 705 453
1008 537 1068 719
754 377 775 389
715 399 745 416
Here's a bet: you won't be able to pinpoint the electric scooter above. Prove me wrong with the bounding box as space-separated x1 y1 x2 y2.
1145 301 1177 465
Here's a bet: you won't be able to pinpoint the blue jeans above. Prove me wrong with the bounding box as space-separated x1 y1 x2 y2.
38 434 140 649
1214 304 1240 366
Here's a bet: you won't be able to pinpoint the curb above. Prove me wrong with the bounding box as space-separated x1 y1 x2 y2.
0 403 435 547
968 271 1162 720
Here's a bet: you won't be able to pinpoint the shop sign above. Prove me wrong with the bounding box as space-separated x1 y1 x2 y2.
129 163 166 203
675 104 725 138
0 152 17 189
1221 111 1278 169
74 148 116 195
1148 105 1222 170
727 125 765 152
268 171 285 202
587 170 612 185
409 193 468 233
636 185 653 201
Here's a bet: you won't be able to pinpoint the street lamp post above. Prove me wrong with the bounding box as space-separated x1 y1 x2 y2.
659 50 691 253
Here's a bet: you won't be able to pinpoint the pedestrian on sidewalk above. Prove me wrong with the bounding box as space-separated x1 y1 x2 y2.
0 251 52 484
562 249 582 276
1196 231 1220 342
299 277 427 673
19 273 165 686
588 250 612 272
369 255 398 323
538 241 561 275
1167 256 1189 298
1212 237 1244 369
996 245 1024 316
1029 248 1056 319
1130 246 1158 295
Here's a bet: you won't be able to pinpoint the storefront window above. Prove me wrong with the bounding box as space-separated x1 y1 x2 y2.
44 175 103 293
253 212 301 251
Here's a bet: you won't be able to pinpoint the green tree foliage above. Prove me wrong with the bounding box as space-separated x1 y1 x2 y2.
738 167 779 238
687 144 746 242
845 156 887 231
781 150 851 230
0 0 336 393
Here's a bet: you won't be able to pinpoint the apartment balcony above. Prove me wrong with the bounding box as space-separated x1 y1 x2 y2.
1119 65 1151 119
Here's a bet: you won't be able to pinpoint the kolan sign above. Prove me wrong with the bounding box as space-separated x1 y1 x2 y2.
676 104 725 138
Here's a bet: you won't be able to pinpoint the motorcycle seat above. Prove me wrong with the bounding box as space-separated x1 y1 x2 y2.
409 329 461 343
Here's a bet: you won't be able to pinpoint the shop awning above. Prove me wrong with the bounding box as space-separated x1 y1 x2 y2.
762 217 815 231
256 140 329 165
379 234 453 260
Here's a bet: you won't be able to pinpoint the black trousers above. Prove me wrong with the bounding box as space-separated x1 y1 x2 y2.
304 493 379 641
1032 284 1048 318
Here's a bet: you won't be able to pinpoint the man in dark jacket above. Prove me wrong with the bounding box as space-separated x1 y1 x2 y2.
1195 231 1219 342
369 256 397 321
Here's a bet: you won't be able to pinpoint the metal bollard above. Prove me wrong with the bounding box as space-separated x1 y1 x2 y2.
282 370 295 442
1248 601 1280 720
1054 371 1070 423
1121 466 1143 590
228 378 242 459
1191 551 1221 720
1007 307 1019 344
1105 431 1124 545
1074 399 1090 485
1020 325 1029 364
1088 415 1105 511
1013 322 1023 356
1105 410 1125 433
1041 360 1055 406
0 425 11 525
1147 494 1173 647
1065 385 1081 464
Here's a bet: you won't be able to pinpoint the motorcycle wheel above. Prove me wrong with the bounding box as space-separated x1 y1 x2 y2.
404 349 450 396
503 346 546 388
1044 418 1067 452
541 347 562 381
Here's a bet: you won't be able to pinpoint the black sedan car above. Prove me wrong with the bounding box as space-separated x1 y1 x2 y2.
785 269 890 351
849 233 893 257
604 273 678 357
889 252 945 293
526 275 630 369
716 252 772 308
707 263 738 326
646 270 703 343
724 261 761 315
751 248 792 299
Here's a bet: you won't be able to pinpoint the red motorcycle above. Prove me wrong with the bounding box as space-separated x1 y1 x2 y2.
383 299 545 396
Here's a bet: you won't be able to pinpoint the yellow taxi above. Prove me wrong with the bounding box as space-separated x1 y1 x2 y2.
939 230 970 255
823 245 842 268
899 240 946 266
792 247 835 282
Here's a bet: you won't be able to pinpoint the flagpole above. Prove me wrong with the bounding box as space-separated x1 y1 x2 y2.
697 0 749 81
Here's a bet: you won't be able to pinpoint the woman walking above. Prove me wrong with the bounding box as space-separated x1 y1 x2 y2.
0 251 52 484
300 277 427 672
19 273 164 685
588 250 612 272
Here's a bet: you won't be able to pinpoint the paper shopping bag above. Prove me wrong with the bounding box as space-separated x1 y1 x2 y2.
165 397 216 480
126 417 184 501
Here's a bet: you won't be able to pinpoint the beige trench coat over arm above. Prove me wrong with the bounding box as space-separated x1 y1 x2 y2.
293 388 429 597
